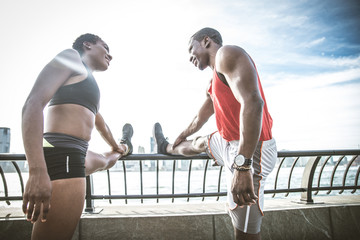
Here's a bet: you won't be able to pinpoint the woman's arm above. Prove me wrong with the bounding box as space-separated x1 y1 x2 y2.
95 112 122 152
22 49 83 223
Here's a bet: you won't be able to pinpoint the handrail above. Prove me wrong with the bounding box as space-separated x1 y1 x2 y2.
0 164 10 205
272 156 286 198
340 155 357 194
285 156 300 197
2 150 358 159
300 156 322 203
1 150 359 211
315 156 332 195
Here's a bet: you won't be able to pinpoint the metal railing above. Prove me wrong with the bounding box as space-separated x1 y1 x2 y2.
1 150 359 213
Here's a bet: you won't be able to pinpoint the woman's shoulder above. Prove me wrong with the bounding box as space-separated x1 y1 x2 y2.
49 49 86 74
55 49 82 63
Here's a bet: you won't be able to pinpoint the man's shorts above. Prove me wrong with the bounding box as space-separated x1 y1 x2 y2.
205 132 277 234
43 133 88 181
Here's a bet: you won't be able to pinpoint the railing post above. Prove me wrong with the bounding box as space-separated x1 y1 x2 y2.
300 156 322 203
85 175 95 213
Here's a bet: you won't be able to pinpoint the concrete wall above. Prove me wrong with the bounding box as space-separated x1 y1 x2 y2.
261 205 360 240
1 204 359 240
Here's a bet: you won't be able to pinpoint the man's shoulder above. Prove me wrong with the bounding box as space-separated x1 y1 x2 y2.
218 45 246 57
216 45 248 71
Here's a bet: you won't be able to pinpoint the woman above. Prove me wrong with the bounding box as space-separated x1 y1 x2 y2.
21 33 133 240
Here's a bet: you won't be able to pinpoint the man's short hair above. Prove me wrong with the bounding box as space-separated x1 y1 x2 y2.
191 27 223 45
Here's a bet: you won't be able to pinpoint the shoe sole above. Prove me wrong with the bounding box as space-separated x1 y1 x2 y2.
152 122 164 145
122 123 134 155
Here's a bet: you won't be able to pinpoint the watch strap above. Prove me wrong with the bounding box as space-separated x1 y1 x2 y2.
244 158 252 166
232 158 253 171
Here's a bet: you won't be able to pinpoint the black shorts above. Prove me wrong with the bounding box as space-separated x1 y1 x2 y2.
43 147 86 181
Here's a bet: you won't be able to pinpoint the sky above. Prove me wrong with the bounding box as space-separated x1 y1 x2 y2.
0 0 359 153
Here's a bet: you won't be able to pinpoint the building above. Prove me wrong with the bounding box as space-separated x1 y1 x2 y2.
0 127 10 153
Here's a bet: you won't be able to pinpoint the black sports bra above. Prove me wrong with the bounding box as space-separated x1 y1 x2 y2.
48 63 100 114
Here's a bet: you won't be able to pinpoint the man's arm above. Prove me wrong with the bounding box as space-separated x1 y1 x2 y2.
216 46 263 159
216 45 264 206
173 91 214 148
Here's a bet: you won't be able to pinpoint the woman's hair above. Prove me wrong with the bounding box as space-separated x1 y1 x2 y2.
190 27 223 45
72 33 102 55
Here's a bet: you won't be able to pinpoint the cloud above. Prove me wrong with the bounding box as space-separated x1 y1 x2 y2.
328 78 360 87
304 37 326 48
264 67 360 90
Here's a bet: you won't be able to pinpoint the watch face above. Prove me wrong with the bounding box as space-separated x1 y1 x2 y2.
234 154 245 166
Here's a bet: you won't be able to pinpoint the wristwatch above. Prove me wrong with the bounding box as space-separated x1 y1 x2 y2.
232 154 252 171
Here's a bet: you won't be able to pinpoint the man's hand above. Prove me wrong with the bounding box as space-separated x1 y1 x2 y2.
22 169 52 223
172 134 187 149
231 170 258 207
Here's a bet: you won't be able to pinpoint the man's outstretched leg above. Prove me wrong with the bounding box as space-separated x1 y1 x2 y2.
153 122 207 156
85 123 134 175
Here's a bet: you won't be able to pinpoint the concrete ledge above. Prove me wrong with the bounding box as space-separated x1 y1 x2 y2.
262 206 360 240
0 218 32 240
1 195 359 240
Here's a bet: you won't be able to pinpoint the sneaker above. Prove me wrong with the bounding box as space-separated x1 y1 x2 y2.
120 123 133 155
153 122 169 154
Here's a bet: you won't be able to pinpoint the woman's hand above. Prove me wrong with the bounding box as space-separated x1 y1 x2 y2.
22 168 52 223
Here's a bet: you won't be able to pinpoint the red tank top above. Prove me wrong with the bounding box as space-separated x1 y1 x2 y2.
208 64 273 142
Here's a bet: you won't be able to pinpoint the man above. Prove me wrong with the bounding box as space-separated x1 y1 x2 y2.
153 27 277 240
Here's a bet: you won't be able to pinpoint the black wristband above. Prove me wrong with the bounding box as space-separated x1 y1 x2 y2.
243 158 252 166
